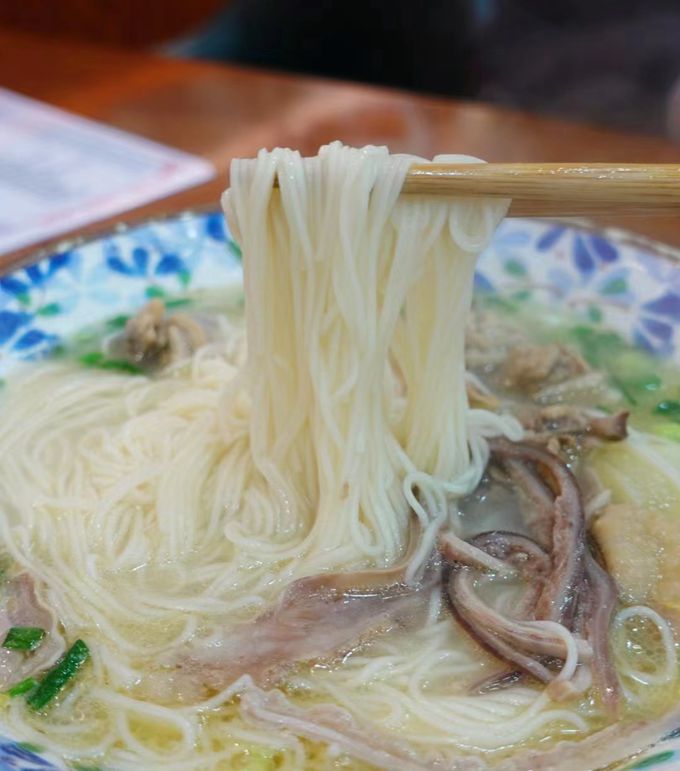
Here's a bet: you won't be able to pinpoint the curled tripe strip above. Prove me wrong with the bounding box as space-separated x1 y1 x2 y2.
444 530 590 691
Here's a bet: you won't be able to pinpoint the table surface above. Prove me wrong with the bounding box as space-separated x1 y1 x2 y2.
2 27 680 268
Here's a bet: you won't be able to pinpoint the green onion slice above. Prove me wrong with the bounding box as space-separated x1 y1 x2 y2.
27 639 90 711
3 627 45 651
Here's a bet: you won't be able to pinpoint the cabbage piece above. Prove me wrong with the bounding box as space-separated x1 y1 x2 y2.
591 433 680 621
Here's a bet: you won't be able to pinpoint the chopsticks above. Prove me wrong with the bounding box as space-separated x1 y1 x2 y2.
403 163 680 217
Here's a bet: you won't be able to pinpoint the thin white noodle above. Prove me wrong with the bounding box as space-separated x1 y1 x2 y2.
615 605 678 687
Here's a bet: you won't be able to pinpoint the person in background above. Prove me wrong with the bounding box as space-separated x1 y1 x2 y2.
478 0 680 137
171 0 478 98
171 0 680 140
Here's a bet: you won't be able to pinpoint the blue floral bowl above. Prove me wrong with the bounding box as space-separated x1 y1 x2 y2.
0 211 679 770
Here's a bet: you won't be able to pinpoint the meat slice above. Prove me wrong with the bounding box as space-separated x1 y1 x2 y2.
182 578 433 690
175 524 438 692
515 404 629 453
117 299 210 370
502 343 589 392
590 411 629 440
240 680 455 771
0 574 65 689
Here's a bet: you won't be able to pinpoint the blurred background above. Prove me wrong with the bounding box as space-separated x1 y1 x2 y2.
2 0 680 142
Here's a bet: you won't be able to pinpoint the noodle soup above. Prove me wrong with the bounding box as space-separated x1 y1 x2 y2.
0 144 678 771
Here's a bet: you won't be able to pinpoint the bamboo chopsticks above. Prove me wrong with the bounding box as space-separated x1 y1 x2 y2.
403 163 680 217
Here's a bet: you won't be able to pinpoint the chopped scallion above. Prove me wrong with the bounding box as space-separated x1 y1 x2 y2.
27 639 90 711
105 314 130 330
78 352 142 375
3 627 45 651
7 677 38 697
164 297 192 309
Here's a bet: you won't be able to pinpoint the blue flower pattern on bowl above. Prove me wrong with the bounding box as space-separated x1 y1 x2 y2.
0 211 679 769
0 741 60 770
477 220 680 361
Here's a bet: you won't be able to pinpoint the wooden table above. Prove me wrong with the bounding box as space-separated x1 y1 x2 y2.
2 28 680 267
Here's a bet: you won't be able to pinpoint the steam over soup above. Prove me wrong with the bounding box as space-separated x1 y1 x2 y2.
0 144 678 770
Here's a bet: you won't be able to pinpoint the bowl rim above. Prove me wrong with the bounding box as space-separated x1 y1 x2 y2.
7 209 680 275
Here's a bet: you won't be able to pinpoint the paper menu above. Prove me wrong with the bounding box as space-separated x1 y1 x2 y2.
0 87 215 255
